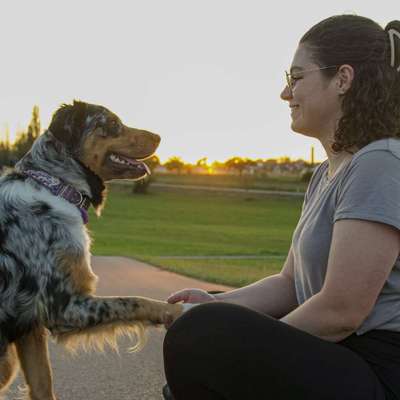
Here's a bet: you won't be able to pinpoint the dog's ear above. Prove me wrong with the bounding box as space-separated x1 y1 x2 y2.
48 100 88 152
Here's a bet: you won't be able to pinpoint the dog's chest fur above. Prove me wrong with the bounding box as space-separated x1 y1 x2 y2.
0 172 97 343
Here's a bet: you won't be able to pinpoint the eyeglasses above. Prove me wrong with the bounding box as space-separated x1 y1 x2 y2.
285 66 338 92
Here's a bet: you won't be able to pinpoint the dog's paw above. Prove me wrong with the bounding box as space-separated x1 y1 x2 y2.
163 303 184 328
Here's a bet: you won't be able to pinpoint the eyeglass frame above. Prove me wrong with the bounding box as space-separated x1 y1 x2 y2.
285 65 338 92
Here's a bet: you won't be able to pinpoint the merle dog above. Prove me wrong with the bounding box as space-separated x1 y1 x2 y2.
0 101 183 400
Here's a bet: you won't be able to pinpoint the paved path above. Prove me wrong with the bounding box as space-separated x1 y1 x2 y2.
8 257 231 400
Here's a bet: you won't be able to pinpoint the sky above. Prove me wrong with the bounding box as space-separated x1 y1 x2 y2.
0 0 398 163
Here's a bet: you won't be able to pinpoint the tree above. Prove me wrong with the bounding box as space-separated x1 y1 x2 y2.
224 157 248 176
0 126 12 168
194 157 209 174
277 156 291 164
12 130 29 161
164 156 185 174
13 105 42 161
27 105 41 143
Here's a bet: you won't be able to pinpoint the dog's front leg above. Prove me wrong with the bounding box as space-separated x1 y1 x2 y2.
15 327 57 400
53 295 183 331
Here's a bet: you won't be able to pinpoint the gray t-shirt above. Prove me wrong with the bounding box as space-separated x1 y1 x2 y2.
292 138 400 335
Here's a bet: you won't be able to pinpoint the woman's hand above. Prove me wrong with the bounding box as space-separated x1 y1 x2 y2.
167 288 217 304
164 289 217 329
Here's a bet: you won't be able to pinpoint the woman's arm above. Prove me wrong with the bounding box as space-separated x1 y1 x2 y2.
281 219 400 342
214 247 299 318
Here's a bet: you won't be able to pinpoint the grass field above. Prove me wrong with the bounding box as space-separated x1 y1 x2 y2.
152 173 308 193
89 185 303 287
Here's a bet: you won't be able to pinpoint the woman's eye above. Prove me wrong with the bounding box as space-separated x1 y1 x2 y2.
291 76 303 87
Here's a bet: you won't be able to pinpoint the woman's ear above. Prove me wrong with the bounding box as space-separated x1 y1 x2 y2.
336 64 354 95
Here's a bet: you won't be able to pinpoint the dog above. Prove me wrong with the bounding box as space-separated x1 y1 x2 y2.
0 101 183 399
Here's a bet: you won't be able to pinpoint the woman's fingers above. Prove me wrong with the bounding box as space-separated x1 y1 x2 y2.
167 289 192 303
167 288 217 304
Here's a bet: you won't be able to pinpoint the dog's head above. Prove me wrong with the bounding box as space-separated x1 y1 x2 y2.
48 101 160 182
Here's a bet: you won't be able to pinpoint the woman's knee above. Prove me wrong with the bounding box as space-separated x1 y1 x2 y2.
165 303 225 347
164 303 237 357
164 301 277 360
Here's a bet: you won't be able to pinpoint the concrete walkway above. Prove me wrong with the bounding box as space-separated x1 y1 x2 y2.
93 255 232 299
8 256 232 400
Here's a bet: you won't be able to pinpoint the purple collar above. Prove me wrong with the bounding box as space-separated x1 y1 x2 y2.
22 169 91 224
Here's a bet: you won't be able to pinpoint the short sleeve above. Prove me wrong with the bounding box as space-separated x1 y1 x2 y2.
334 150 400 231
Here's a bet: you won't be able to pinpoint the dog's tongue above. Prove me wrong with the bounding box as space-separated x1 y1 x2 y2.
117 154 151 175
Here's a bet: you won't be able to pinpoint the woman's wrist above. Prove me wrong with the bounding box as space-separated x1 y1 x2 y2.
212 293 223 301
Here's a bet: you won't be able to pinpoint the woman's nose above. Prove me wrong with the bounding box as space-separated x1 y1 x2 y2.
280 85 292 101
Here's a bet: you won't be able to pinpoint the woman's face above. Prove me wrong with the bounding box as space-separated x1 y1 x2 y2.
281 44 341 139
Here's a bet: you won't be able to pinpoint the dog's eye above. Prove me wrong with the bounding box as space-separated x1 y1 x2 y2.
107 119 121 135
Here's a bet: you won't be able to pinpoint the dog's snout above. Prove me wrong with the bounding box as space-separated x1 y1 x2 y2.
151 132 161 145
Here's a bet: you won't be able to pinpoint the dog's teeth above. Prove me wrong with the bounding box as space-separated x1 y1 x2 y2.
110 154 128 165
110 153 147 170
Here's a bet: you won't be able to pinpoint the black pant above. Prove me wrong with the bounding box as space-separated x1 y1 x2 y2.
164 302 400 400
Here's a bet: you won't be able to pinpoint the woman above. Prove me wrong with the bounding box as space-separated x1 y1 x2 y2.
163 15 400 400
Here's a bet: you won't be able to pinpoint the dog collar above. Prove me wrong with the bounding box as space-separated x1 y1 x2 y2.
22 169 91 224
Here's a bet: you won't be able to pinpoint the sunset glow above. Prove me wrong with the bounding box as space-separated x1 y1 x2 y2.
0 1 396 164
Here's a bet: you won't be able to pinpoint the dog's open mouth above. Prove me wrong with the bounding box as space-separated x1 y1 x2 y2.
107 153 151 176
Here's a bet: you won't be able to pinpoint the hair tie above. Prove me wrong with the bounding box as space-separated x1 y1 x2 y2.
388 28 400 72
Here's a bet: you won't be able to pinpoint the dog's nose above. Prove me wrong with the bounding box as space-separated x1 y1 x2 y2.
152 132 161 145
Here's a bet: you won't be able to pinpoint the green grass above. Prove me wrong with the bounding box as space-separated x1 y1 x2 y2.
153 173 308 193
89 186 303 286
146 257 285 287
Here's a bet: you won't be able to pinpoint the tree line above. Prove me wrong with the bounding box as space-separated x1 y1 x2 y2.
0 105 41 167
161 155 311 176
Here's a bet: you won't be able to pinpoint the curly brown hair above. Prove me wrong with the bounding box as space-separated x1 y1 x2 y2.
300 15 400 153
